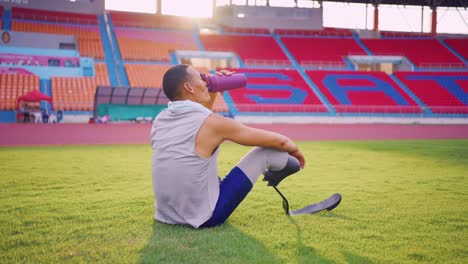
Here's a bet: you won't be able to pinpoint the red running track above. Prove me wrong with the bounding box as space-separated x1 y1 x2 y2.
1 123 468 147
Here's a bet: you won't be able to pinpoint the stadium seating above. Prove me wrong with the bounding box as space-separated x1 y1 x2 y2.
281 37 366 68
12 7 98 24
1 6 466 118
12 21 104 59
361 39 465 69
224 68 327 112
117 39 174 61
307 70 421 113
443 38 468 61
124 64 171 88
0 74 39 111
51 63 109 111
199 35 290 66
394 72 468 114
115 28 198 61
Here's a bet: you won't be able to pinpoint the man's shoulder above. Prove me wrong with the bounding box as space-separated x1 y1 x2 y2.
203 113 240 131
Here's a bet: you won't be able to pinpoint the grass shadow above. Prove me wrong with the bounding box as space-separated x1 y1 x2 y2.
288 217 336 264
342 250 374 264
314 211 354 221
139 221 278 263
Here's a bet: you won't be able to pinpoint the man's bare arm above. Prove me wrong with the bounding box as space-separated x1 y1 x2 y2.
198 114 305 168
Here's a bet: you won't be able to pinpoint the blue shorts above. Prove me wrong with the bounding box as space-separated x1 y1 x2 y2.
200 166 253 228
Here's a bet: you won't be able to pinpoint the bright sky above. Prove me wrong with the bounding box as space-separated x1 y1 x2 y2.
105 0 468 34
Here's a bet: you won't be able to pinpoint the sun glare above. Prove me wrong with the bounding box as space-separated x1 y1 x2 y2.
161 0 213 18
105 0 213 17
105 0 156 13
104 0 468 34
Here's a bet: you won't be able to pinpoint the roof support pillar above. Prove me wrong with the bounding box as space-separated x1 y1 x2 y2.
373 0 379 32
157 0 161 15
430 0 438 36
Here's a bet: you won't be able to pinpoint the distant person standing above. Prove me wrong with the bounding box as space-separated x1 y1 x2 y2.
48 112 57 123
21 103 30 123
33 111 42 123
41 109 49 123
57 109 63 123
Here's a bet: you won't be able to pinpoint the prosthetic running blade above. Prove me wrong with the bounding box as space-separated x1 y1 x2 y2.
290 193 342 215
272 186 342 216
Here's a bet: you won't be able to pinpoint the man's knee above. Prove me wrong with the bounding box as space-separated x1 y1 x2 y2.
236 147 289 183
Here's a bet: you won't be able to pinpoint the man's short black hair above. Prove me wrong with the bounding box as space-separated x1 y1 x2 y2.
162 64 190 101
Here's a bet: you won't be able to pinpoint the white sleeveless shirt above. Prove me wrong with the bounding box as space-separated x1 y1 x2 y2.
151 100 220 228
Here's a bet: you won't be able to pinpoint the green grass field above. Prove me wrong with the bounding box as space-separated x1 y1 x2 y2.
1 140 467 263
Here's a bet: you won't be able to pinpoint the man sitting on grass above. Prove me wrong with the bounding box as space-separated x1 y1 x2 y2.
151 64 305 228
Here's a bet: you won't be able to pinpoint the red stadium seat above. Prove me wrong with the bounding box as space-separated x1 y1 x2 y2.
12 21 104 59
361 39 465 69
394 72 468 114
114 28 198 61
50 63 109 112
200 35 290 66
281 37 367 68
307 70 422 114
444 39 468 61
224 68 327 113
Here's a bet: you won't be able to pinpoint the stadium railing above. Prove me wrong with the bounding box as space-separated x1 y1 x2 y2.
222 26 270 34
233 104 425 114
380 31 432 38
274 28 353 37
418 62 467 70
234 104 328 113
12 7 98 25
243 59 291 66
299 60 347 69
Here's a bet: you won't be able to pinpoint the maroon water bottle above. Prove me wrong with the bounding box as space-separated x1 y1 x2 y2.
201 73 247 92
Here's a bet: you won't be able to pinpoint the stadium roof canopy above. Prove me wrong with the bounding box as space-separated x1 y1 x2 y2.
321 0 467 8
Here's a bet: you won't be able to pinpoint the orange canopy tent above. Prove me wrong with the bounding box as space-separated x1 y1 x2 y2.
16 90 53 110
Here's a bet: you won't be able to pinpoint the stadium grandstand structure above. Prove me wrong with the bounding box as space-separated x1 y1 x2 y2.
0 2 467 123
